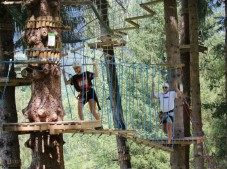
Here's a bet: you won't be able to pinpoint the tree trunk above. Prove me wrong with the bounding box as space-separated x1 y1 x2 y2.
22 0 65 168
164 0 186 168
188 0 204 168
225 0 227 164
95 1 131 168
180 0 191 168
0 7 21 169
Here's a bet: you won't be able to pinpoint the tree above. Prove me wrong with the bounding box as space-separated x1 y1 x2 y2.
189 0 204 168
94 0 131 168
22 0 64 168
163 0 186 168
0 5 21 169
180 0 191 168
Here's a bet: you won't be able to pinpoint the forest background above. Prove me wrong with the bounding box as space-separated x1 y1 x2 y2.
3 0 226 168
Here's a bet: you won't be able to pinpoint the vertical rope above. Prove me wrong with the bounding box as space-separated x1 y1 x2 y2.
1 59 12 100
62 57 72 119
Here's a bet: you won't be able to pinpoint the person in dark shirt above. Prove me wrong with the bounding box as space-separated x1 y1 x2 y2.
62 61 101 121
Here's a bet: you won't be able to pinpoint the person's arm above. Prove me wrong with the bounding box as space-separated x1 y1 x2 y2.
62 69 71 85
175 82 182 98
93 61 98 78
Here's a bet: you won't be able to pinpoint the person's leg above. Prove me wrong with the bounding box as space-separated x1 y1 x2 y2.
78 100 84 120
167 122 173 144
88 99 100 120
163 123 167 133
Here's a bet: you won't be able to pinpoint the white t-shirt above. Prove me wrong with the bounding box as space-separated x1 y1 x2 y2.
155 91 177 113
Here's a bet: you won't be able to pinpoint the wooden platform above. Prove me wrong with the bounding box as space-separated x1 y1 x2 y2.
1 121 136 135
120 134 174 152
0 78 31 86
180 45 208 53
1 120 101 134
150 136 204 145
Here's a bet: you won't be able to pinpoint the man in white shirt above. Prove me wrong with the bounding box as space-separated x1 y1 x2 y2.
153 82 182 145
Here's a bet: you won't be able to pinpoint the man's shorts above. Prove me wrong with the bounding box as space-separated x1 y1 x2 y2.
159 111 174 124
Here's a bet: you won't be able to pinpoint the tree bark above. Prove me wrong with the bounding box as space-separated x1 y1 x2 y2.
95 0 131 168
225 0 227 164
22 0 65 168
180 0 191 168
164 0 186 168
0 7 21 169
188 0 204 168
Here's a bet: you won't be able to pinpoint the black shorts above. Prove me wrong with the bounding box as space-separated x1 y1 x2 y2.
159 111 174 124
162 115 174 124
80 88 101 110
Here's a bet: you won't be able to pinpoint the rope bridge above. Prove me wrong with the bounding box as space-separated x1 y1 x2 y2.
0 55 187 151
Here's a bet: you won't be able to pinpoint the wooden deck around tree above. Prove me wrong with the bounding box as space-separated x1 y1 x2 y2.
1 121 136 135
150 136 204 145
0 77 31 86
2 120 102 134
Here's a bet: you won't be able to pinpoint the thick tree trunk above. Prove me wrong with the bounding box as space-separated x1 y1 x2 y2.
180 0 191 168
225 0 227 164
0 7 21 169
188 0 204 168
164 0 186 168
22 0 65 168
95 0 131 168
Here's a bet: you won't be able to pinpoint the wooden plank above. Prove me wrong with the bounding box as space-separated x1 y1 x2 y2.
80 120 102 129
88 40 126 49
140 5 156 15
64 129 136 135
62 1 93 6
180 45 208 53
140 0 163 6
125 14 155 21
12 60 57 65
150 136 204 145
0 1 22 5
2 120 102 133
121 134 174 152
125 20 140 28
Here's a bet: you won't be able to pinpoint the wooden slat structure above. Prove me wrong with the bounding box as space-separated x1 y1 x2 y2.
0 78 31 86
87 40 126 49
150 136 204 145
120 134 174 152
180 45 208 53
1 121 136 135
62 1 93 6
2 120 102 134
64 129 136 135
113 0 163 34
